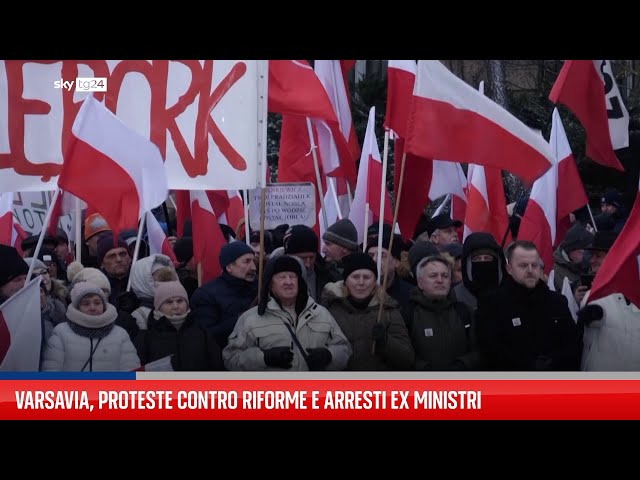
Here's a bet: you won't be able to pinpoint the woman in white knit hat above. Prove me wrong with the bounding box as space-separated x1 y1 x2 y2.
41 281 140 372
134 281 223 371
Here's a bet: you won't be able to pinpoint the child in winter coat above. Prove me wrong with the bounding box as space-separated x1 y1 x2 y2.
134 281 224 371
41 282 140 372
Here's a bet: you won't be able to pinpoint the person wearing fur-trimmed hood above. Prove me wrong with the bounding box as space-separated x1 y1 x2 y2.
223 255 351 371
41 282 140 372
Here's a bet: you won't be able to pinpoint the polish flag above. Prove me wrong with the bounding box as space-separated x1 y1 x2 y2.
549 60 628 172
58 96 169 239
463 164 510 245
518 110 588 273
146 211 178 265
222 190 245 236
588 178 640 307
386 60 468 241
190 190 226 284
349 107 393 244
268 60 355 185
385 60 417 139
174 190 191 238
313 60 359 187
406 60 554 185
0 276 42 371
0 192 26 255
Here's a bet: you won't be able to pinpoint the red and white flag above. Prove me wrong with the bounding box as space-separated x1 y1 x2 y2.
386 60 467 241
190 190 226 284
348 107 393 243
146 211 178 265
0 192 26 255
549 60 628 172
220 190 245 236
588 178 640 307
58 96 169 238
518 110 588 273
0 276 42 371
406 60 554 185
463 164 510 245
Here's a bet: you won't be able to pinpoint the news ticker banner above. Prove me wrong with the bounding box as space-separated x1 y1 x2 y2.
2 373 640 420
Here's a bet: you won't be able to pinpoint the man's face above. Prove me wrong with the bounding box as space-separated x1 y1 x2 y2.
590 250 607 273
226 253 257 282
54 241 69 262
601 203 617 215
506 247 542 289
101 247 131 279
0 275 27 299
270 271 298 304
568 249 584 264
367 247 397 282
86 235 101 256
291 252 316 273
431 227 459 246
417 261 451 299
322 240 349 264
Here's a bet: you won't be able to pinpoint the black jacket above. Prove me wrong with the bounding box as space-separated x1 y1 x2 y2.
476 276 581 371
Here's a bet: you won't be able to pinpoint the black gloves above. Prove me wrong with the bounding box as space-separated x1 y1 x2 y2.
371 323 388 347
263 346 294 369
305 348 332 371
577 304 604 327
534 354 553 371
115 290 139 314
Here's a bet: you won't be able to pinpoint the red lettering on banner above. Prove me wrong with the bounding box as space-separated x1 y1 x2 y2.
1 60 249 183
0 60 61 181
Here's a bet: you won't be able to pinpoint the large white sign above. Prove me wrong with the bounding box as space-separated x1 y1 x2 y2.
0 60 267 192
249 183 316 230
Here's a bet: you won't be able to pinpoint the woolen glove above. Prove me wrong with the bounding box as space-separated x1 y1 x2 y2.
115 291 139 313
305 348 332 371
371 323 388 347
263 347 294 369
577 305 604 327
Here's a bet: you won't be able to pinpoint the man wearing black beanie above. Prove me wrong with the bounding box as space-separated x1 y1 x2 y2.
223 254 351 371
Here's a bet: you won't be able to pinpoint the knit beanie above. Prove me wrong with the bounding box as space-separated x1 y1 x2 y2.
322 219 358 251
284 225 318 254
341 252 378 281
67 261 111 294
563 224 594 253
366 232 405 260
408 241 440 273
70 281 108 309
0 245 29 287
219 241 255 271
96 234 130 267
154 281 189 311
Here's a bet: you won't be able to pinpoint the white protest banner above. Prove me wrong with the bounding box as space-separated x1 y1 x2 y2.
249 183 316 230
0 60 267 191
12 191 73 237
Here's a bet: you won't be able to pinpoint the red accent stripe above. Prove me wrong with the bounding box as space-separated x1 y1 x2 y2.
407 97 551 184
58 135 140 239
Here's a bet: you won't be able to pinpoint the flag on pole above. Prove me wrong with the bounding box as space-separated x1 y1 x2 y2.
549 60 628 172
0 276 42 371
58 96 169 239
190 190 226 284
406 60 554 185
146 211 178 265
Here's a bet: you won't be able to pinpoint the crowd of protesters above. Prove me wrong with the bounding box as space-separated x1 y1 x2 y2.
0 186 635 372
